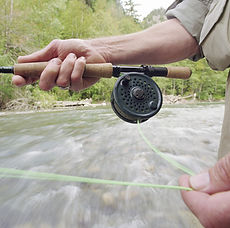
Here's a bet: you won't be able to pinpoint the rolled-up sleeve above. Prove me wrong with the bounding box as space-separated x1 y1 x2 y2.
166 0 211 61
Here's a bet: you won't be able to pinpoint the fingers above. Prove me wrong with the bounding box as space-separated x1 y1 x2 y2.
13 56 62 89
56 53 76 88
12 75 28 87
56 55 99 91
180 175 230 228
179 175 211 227
14 40 61 88
71 56 99 91
38 55 87 91
12 75 38 87
39 58 62 91
179 175 209 212
189 153 230 194
15 53 95 91
180 154 230 227
70 56 86 91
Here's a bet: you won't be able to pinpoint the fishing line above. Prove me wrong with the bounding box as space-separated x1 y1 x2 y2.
137 121 195 176
0 168 192 191
0 123 194 191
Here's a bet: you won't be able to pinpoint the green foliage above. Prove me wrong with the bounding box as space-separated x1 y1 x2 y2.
85 0 96 10
122 0 140 23
154 59 228 101
79 78 117 101
0 75 14 107
0 52 25 108
0 0 141 109
142 8 166 28
29 86 57 108
0 2 228 110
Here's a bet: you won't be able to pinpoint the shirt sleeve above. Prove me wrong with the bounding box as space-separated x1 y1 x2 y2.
166 0 211 61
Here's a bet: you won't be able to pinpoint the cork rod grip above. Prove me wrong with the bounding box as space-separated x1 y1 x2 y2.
14 62 48 78
84 63 113 78
14 62 114 78
166 67 192 79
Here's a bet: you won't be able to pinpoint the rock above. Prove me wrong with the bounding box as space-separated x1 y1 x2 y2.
102 192 115 206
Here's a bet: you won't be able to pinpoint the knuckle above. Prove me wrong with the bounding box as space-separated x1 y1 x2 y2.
65 56 76 67
56 79 69 87
48 39 62 55
77 56 86 64
67 52 76 59
50 39 61 47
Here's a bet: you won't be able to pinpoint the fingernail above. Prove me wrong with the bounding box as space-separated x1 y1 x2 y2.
69 53 76 59
189 172 210 190
79 56 85 61
51 58 61 64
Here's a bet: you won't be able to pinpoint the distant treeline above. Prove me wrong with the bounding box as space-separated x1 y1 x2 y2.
0 0 228 109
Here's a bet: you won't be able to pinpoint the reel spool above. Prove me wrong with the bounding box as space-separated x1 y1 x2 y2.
111 73 162 124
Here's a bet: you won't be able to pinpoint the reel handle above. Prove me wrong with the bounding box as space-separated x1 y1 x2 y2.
14 62 114 78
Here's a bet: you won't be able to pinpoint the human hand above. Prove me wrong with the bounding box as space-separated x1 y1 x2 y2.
12 39 107 91
179 155 230 228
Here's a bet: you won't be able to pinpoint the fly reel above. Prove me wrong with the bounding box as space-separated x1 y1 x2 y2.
111 73 162 124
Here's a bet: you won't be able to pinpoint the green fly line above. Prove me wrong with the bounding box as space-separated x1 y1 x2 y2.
137 121 195 176
0 168 192 191
0 121 194 191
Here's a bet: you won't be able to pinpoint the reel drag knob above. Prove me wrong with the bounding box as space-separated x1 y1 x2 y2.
111 73 162 124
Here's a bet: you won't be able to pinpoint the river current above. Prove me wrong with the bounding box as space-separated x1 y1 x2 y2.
0 104 224 228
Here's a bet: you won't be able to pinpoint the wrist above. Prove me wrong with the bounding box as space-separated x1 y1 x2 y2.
86 38 112 63
87 35 136 64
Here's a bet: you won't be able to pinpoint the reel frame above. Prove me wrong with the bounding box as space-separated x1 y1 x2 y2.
111 73 163 124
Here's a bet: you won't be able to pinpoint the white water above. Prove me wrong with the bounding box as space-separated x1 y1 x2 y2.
0 104 224 228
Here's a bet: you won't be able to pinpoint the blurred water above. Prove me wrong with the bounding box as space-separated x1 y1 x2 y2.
0 103 224 228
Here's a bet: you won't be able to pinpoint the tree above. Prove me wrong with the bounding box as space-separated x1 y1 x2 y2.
142 8 166 28
122 0 139 23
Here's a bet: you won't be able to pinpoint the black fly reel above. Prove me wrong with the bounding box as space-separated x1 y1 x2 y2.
111 73 162 124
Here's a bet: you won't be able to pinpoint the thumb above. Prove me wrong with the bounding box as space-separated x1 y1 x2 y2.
190 153 230 194
18 40 59 63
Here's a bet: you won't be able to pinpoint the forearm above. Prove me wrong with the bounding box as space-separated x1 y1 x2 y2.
88 19 199 65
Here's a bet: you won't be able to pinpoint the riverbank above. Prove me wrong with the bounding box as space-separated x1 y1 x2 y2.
2 98 107 112
0 95 224 113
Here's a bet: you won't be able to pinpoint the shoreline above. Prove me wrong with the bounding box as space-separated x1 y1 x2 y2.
0 96 225 116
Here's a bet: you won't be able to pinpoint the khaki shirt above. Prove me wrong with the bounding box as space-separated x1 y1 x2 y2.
166 0 230 159
166 0 229 70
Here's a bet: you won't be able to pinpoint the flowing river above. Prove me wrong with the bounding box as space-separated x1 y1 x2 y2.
0 103 224 228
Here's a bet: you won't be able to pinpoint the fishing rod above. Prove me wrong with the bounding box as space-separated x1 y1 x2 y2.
0 62 192 124
0 62 191 79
